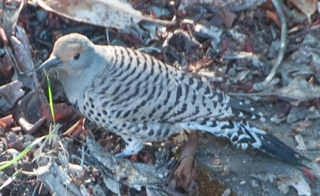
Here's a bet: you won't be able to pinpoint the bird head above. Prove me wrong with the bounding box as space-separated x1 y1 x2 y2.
36 33 95 76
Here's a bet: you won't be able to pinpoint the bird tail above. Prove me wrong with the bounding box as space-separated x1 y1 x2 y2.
224 97 266 122
181 120 305 167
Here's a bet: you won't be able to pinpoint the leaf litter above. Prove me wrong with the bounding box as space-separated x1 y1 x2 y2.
0 0 319 195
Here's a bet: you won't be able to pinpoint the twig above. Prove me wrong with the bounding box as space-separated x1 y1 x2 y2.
253 0 287 91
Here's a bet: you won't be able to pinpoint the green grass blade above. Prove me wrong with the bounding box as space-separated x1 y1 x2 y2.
43 69 57 133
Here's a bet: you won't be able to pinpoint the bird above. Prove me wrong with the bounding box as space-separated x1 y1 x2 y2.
37 33 304 167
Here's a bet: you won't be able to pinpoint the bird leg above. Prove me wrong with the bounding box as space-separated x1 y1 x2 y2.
115 136 144 158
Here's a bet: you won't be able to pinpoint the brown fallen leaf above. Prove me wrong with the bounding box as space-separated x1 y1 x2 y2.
291 0 317 23
179 0 265 11
17 88 47 124
174 155 196 188
0 115 14 128
265 10 280 27
219 10 236 28
0 47 13 80
0 46 13 81
7 135 24 152
190 56 213 72
10 27 35 77
10 26 40 90
171 132 199 189
41 103 76 123
36 0 174 29
278 172 311 196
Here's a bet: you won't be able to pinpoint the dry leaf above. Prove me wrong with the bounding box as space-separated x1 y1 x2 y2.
239 77 320 105
179 0 265 11
10 26 40 90
0 115 14 127
174 155 196 188
36 0 174 29
279 172 311 196
291 0 317 23
190 56 213 72
0 80 24 112
295 135 307 151
219 10 237 28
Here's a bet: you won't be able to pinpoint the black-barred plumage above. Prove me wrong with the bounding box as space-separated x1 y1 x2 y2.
38 33 304 167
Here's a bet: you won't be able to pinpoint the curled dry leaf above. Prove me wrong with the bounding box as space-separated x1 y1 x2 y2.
278 172 311 196
36 0 174 29
10 26 40 90
10 26 34 77
17 89 47 124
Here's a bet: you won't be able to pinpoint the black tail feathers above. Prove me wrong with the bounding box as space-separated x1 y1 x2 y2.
234 121 307 167
256 132 307 167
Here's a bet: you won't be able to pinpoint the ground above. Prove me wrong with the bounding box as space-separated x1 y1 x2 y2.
0 0 320 196
197 118 320 196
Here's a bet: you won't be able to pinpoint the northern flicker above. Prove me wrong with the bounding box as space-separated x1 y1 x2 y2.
37 33 304 166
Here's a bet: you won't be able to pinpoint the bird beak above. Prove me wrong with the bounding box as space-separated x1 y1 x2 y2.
35 56 61 72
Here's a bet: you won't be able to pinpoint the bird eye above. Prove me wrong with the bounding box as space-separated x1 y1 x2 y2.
74 53 80 60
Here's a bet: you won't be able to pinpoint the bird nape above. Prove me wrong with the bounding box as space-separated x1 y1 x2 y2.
37 33 306 167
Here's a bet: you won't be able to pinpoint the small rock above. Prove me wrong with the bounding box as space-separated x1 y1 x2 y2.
308 106 320 119
277 181 289 195
286 106 308 125
251 179 259 188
